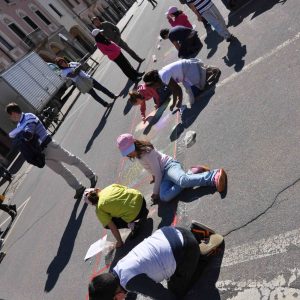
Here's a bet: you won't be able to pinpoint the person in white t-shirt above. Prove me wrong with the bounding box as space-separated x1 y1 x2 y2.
56 57 117 108
143 58 221 107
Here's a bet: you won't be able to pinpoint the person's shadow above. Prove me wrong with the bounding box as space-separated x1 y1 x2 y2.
184 243 225 299
223 37 247 72
44 200 88 292
228 0 288 28
170 87 216 142
84 101 115 153
143 99 170 135
204 29 224 59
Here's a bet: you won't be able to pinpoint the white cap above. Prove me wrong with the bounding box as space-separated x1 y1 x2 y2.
91 29 103 37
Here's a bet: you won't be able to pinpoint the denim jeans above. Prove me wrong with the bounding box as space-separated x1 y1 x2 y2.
159 160 217 202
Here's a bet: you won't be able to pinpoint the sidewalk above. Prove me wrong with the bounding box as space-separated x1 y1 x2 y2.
0 1 145 201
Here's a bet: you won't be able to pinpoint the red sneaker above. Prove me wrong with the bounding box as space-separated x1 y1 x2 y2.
214 169 227 192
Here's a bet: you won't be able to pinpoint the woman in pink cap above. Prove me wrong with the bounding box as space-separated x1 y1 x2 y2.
117 133 227 203
166 6 193 29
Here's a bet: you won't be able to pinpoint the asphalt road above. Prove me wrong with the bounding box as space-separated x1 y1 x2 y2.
0 0 299 299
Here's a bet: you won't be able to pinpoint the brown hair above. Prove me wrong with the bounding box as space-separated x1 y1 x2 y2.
87 191 99 205
134 139 154 159
5 102 21 115
128 90 144 105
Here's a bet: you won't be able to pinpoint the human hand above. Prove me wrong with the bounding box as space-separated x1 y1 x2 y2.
115 240 124 248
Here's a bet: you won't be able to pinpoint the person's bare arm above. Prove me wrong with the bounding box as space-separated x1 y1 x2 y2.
188 3 203 21
107 221 123 248
168 78 183 111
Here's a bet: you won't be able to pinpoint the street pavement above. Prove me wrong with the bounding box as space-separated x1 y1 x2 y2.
0 0 300 299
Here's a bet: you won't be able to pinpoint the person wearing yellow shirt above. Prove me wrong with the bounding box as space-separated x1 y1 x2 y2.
83 184 148 248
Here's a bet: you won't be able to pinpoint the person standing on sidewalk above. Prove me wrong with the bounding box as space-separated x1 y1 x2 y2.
92 29 144 82
117 133 227 203
186 0 235 42
5 103 98 200
91 17 144 64
83 184 149 248
56 58 116 108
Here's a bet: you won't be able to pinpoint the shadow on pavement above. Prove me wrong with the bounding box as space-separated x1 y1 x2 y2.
179 186 216 203
185 243 225 300
204 29 224 59
170 87 216 142
143 100 170 135
84 101 116 153
157 199 178 228
228 0 288 28
44 200 87 292
223 37 247 72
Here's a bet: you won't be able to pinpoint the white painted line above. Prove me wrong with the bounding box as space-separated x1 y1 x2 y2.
217 31 300 88
1 196 31 243
222 227 300 267
217 268 300 299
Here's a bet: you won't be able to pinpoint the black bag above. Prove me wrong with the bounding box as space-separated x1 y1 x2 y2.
13 133 45 168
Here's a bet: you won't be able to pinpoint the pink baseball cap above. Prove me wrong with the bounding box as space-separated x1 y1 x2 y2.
117 133 135 157
165 6 178 15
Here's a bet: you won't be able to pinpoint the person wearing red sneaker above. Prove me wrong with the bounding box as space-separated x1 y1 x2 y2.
117 133 227 203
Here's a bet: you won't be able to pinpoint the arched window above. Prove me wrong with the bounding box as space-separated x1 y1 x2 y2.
17 10 39 30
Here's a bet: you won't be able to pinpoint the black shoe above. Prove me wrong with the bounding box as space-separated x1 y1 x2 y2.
8 204 16 213
74 186 85 199
190 220 215 243
90 175 98 188
8 209 17 220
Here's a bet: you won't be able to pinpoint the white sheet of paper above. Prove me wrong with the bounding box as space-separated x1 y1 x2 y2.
84 235 114 261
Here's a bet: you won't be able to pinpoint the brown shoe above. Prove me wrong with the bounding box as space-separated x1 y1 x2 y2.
199 233 224 255
214 169 227 193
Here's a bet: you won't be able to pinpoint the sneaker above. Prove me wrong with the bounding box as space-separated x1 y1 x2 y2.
190 220 215 243
8 204 17 213
190 165 210 174
90 175 98 188
199 233 224 255
213 169 227 193
74 186 86 199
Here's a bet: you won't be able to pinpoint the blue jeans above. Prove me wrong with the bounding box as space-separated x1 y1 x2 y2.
159 160 217 202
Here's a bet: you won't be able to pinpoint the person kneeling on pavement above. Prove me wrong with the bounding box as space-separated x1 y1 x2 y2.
143 58 221 110
83 184 149 248
88 222 223 300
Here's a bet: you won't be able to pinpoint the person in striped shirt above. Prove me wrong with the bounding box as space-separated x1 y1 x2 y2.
186 0 235 42
6 103 98 200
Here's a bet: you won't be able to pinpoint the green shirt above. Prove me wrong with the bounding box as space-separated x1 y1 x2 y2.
96 184 143 227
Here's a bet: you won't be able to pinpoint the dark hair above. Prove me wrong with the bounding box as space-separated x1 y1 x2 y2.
55 57 68 69
87 191 99 205
94 32 111 45
134 139 154 159
89 273 118 300
143 70 161 86
5 102 22 115
128 90 144 105
160 28 169 39
91 16 100 23
172 10 183 17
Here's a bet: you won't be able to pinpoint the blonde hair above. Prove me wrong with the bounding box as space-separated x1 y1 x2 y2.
128 90 144 105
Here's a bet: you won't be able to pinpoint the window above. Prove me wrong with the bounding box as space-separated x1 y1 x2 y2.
23 16 38 30
35 10 51 25
49 4 63 17
8 23 33 47
0 35 14 51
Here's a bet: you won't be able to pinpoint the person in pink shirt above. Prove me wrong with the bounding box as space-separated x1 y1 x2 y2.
128 83 171 123
92 29 144 82
117 133 227 203
166 6 193 29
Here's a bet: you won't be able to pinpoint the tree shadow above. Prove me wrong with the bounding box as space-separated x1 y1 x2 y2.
170 87 216 142
44 200 87 292
204 30 224 59
185 243 225 299
223 37 247 72
84 101 115 153
143 100 170 135
228 0 288 28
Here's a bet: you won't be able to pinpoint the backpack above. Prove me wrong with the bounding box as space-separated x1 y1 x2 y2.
13 132 45 168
